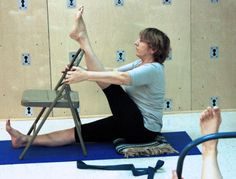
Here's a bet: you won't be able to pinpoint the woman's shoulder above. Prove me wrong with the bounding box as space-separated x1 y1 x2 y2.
143 62 164 69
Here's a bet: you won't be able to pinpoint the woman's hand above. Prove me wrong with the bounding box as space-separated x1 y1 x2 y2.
63 66 88 84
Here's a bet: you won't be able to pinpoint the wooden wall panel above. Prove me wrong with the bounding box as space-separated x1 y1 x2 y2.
191 0 236 110
0 0 50 119
1 0 234 120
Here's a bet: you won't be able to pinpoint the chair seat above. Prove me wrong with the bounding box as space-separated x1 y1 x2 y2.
21 89 80 108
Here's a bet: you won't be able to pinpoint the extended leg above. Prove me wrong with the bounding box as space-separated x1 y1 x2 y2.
6 120 76 148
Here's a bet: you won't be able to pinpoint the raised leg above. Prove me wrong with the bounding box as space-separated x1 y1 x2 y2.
173 106 223 179
200 106 223 179
69 6 110 89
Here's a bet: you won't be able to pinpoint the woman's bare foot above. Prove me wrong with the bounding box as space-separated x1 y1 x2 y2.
69 6 88 43
6 120 29 148
200 106 222 154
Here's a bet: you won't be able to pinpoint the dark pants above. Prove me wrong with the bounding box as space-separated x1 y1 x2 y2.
75 85 158 143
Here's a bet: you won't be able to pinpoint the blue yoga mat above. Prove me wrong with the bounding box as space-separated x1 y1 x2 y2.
0 131 201 165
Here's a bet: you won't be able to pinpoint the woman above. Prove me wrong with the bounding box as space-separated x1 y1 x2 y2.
6 6 170 147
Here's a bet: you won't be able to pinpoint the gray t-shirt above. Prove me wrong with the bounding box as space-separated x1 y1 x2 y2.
118 59 165 132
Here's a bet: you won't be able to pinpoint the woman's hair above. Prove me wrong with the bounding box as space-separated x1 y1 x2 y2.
139 28 170 64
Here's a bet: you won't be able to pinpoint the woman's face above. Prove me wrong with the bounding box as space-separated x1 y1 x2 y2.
134 38 155 60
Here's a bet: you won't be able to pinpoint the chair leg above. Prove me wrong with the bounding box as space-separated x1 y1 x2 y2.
19 105 54 159
65 85 87 156
27 107 47 135
73 111 87 156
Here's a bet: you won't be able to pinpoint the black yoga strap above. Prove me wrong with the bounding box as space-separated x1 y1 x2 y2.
77 160 164 179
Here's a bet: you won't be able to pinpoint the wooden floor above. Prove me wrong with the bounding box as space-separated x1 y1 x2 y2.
0 111 235 179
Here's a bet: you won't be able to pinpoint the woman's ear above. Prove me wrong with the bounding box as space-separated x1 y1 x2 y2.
150 48 157 55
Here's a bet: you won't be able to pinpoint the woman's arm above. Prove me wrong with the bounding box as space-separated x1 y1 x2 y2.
64 66 131 85
87 70 131 85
